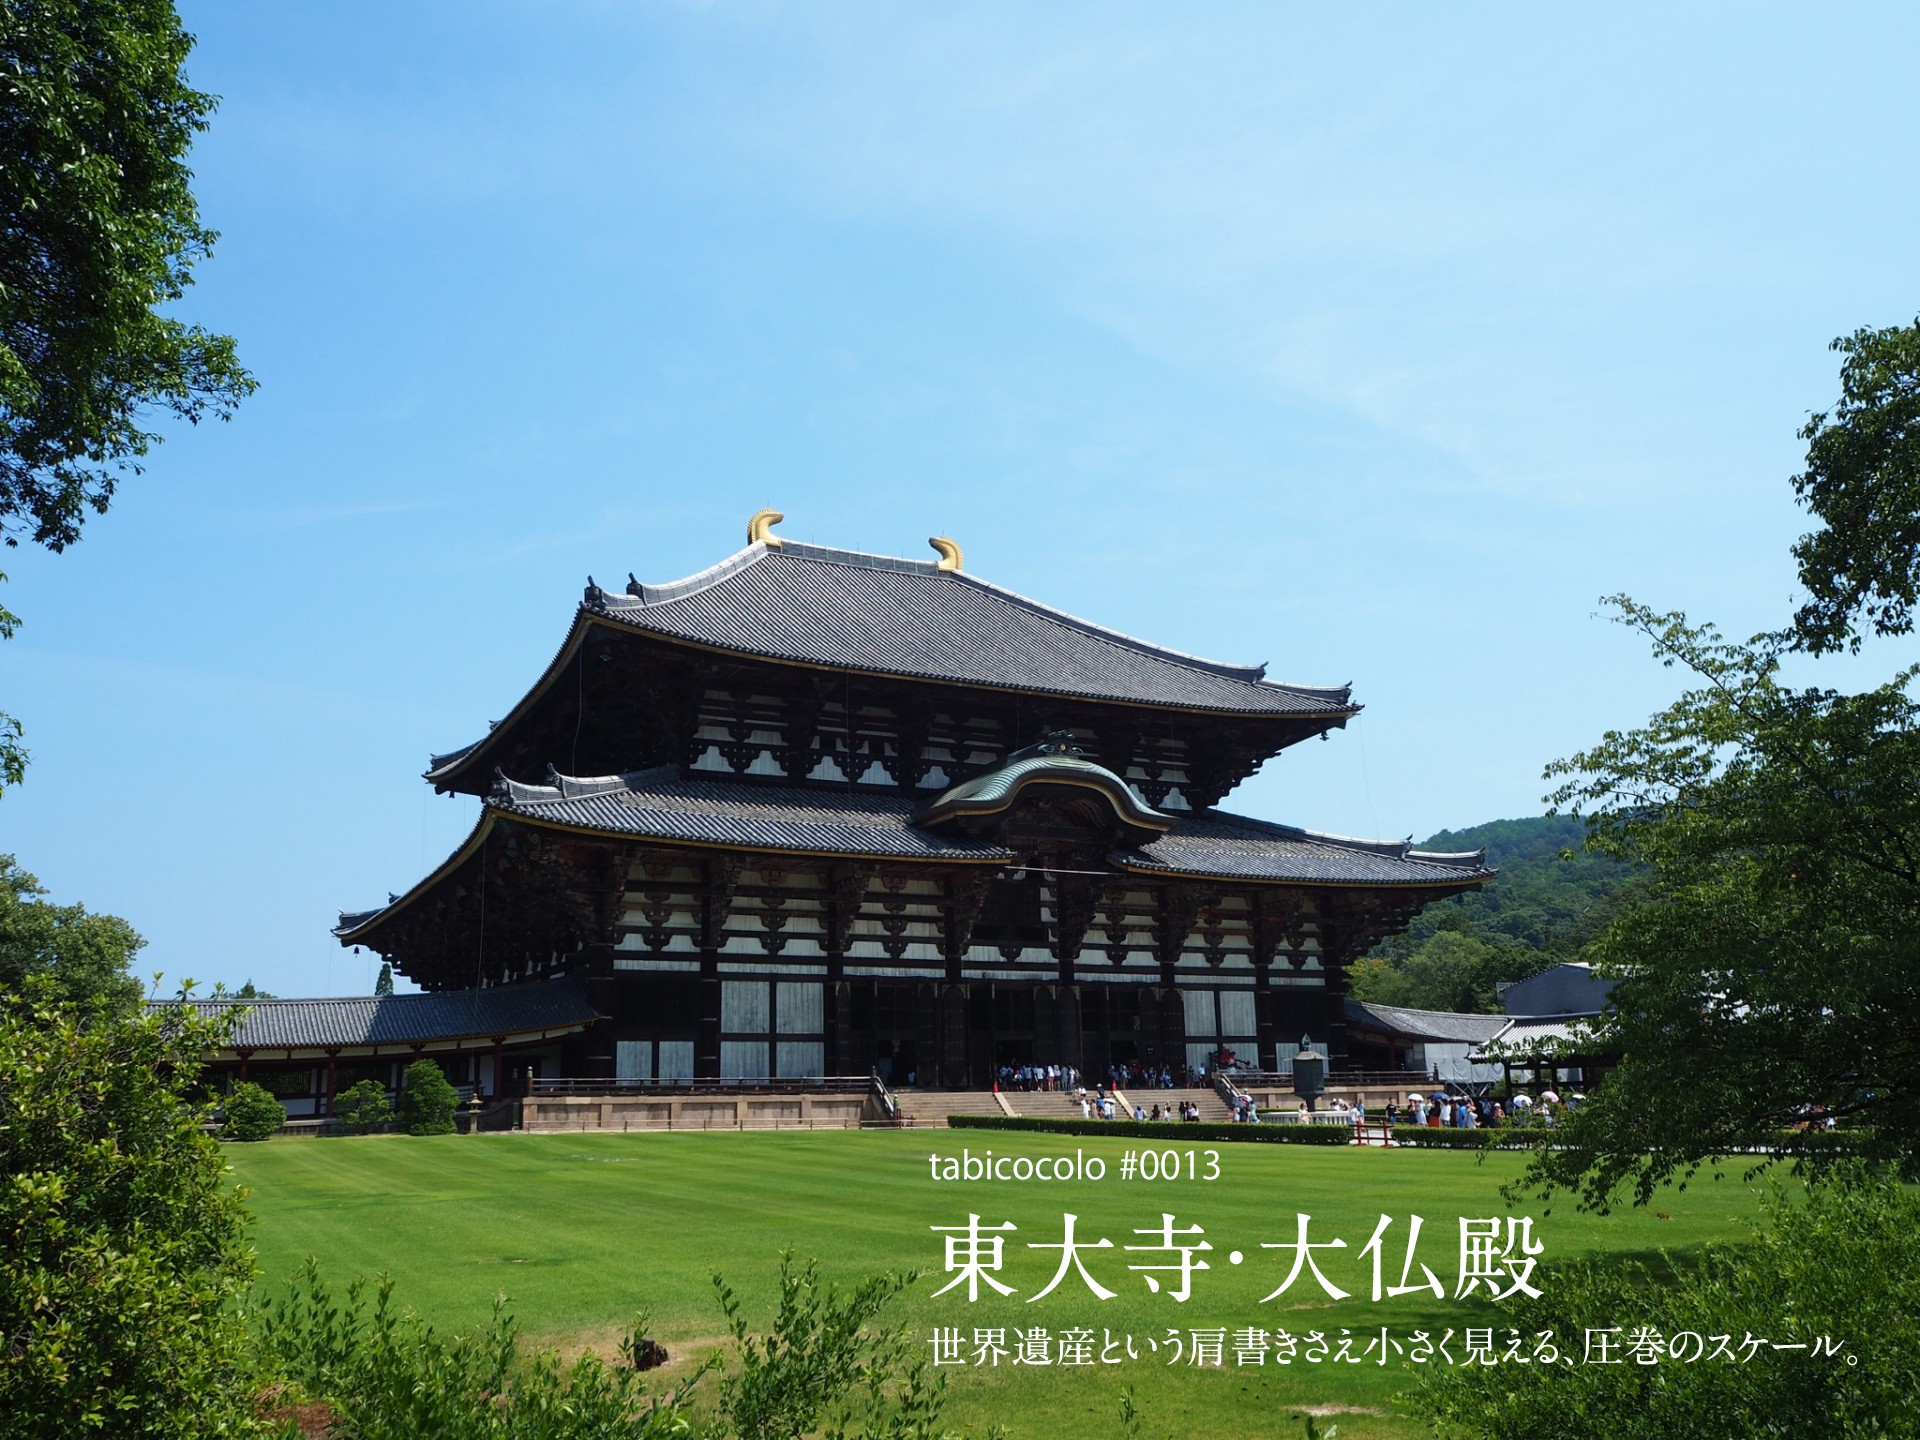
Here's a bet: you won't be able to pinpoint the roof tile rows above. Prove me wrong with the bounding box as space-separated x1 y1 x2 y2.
487 767 1492 886
157 979 598 1051
590 541 1353 716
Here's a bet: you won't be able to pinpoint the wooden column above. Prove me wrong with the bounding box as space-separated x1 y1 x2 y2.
697 952 721 1079
323 1051 338 1117
490 1036 505 1099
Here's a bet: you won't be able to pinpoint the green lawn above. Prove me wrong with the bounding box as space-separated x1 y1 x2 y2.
229 1130 1774 1440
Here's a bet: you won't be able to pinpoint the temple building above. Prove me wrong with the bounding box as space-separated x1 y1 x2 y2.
335 513 1492 1095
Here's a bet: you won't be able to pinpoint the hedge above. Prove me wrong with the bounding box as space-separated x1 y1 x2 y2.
947 1115 1354 1144
1389 1125 1531 1150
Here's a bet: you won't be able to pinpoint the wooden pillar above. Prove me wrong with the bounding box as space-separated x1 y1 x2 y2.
490 1036 505 1099
938 983 969 1087
697 952 721 1079
1253 959 1278 1072
236 1050 252 1083
1056 983 1083 1075
323 1051 338 1117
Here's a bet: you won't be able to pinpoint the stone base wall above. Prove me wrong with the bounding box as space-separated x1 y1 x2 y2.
518 1093 874 1132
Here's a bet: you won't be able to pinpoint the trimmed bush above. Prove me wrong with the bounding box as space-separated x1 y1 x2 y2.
332 1079 392 1135
396 1059 459 1136
1390 1124 1532 1150
221 1081 286 1142
949 1114 1353 1144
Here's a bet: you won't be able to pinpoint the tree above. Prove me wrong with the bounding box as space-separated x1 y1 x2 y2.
220 1080 284 1142
1790 317 1920 654
396 1058 459 1135
0 1 253 801
374 960 393 996
0 982 276 1437
1527 600 1920 1208
0 853 143 1015
332 1078 391 1135
0 0 254 554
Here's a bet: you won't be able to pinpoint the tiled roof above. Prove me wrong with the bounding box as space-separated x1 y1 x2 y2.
1472 1015 1608 1057
1122 811 1495 886
491 766 1015 860
341 772 1492 943
156 979 598 1051
586 541 1354 717
1343 998 1512 1043
489 769 1487 885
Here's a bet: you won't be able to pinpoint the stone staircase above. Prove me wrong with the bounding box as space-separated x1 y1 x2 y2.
1141 1087 1233 1123
1004 1090 1091 1121
889 1089 1008 1129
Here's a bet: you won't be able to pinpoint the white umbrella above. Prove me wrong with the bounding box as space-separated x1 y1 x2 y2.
1511 1093 1533 1107
1407 1092 1425 1102
1540 1090 1561 1105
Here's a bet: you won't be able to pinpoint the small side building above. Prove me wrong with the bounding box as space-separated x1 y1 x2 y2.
166 980 600 1118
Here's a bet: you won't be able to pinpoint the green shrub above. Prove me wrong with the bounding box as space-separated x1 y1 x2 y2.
948 1114 1353 1144
714 1251 941 1440
0 984 277 1437
260 1260 693 1440
1414 1170 1920 1439
1389 1124 1531 1150
332 1079 392 1135
395 1059 459 1136
222 1081 287 1141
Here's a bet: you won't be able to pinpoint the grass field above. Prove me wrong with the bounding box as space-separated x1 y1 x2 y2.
228 1130 1775 1440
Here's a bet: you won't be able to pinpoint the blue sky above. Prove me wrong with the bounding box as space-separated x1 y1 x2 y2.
5 3 1917 996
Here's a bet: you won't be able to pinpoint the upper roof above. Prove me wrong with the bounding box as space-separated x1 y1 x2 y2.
157 979 598 1052
592 539 1354 716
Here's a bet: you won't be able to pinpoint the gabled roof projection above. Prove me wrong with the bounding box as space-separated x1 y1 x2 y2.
591 538 1351 714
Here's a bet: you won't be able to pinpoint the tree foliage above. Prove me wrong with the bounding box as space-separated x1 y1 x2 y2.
1350 815 1642 1014
0 853 143 1015
1417 1172 1920 1438
0 0 254 554
1526 599 1920 1208
395 1058 458 1136
1791 317 1920 654
0 983 275 1437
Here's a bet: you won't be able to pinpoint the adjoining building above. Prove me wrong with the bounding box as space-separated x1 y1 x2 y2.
318 515 1490 1106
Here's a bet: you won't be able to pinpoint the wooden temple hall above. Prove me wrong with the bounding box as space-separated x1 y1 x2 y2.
335 513 1492 1093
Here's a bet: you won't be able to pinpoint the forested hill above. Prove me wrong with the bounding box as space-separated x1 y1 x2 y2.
1347 814 1643 1014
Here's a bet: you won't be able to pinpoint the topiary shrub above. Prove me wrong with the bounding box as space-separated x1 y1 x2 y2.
332 1079 392 1135
221 1081 286 1141
396 1059 459 1136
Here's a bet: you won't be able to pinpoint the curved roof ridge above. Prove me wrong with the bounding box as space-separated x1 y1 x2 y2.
610 542 773 606
1408 846 1488 866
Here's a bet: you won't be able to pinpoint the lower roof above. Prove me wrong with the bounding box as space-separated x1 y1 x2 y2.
339 768 1492 942
157 978 599 1053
